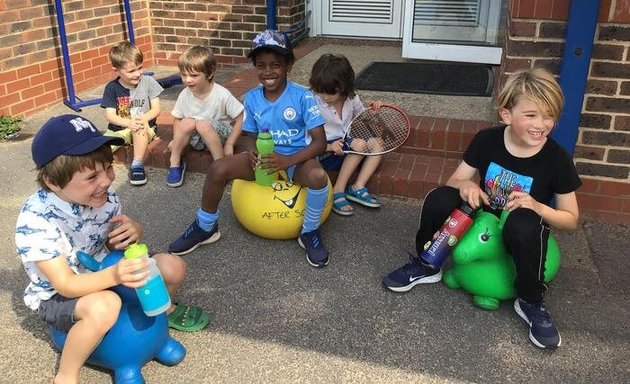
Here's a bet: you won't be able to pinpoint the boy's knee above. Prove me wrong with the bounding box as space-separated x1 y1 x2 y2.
306 167 327 189
84 291 122 329
503 208 541 241
155 253 186 284
196 119 214 131
208 157 233 179
178 118 197 133
424 186 459 211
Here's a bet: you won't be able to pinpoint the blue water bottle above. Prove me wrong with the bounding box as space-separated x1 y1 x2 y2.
124 243 171 317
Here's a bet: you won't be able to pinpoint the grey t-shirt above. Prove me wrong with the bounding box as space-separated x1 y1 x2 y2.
101 75 164 131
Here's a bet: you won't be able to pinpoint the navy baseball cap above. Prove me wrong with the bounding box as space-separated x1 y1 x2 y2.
32 114 125 168
247 29 293 58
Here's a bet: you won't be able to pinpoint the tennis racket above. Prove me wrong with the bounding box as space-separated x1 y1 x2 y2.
337 104 411 156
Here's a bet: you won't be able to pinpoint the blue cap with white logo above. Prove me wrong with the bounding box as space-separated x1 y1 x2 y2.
31 114 124 168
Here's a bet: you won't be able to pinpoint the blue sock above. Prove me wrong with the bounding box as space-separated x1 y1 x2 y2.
197 208 219 232
131 159 144 169
301 185 329 234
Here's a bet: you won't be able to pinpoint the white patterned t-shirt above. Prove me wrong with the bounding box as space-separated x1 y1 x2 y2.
15 188 121 310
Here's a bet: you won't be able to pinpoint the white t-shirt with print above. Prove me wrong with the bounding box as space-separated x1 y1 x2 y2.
15 188 121 310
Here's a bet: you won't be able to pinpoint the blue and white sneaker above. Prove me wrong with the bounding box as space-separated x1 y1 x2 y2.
298 229 329 268
166 162 186 187
168 220 221 256
514 298 561 349
129 166 147 186
382 258 442 292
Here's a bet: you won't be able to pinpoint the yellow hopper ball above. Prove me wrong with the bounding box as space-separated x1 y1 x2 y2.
231 173 333 240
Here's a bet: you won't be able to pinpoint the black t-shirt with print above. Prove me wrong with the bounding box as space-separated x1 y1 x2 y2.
463 125 582 211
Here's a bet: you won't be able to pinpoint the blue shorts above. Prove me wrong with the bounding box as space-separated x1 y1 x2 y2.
38 294 78 332
317 138 353 171
285 165 297 181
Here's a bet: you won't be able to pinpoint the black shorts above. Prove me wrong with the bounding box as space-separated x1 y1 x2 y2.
38 294 78 333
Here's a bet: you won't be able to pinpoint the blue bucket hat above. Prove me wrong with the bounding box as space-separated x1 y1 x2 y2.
247 29 293 58
32 114 124 168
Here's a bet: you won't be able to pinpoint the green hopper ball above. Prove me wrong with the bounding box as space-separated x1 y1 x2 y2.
443 210 560 310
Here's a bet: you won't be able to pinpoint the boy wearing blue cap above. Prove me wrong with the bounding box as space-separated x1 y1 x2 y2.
15 115 208 384
169 29 331 268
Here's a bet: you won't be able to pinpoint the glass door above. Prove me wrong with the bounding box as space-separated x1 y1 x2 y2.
402 0 503 64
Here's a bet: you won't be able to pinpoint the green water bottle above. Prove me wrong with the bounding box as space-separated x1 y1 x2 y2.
124 243 171 317
255 128 276 186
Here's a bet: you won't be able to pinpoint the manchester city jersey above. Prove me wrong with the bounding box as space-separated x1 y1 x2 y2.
242 81 325 156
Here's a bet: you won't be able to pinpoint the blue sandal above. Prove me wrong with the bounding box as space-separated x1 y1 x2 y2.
345 186 381 208
332 192 354 216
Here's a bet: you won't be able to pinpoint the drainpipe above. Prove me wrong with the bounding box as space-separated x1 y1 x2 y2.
552 0 601 155
266 0 309 46
267 0 277 30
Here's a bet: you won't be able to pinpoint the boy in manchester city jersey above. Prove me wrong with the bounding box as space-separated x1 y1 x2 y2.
168 29 331 268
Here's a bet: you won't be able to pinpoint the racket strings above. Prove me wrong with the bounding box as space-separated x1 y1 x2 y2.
348 107 410 154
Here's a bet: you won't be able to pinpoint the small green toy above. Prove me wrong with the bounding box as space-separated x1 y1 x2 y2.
442 210 560 310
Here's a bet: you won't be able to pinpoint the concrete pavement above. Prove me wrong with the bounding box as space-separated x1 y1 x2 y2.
0 65 628 383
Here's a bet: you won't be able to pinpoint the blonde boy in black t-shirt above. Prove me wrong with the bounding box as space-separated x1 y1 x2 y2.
383 68 581 349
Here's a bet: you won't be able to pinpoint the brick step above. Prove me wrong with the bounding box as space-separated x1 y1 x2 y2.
113 112 492 200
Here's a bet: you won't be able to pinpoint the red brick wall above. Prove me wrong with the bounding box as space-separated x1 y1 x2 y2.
0 0 306 117
506 0 630 222
0 0 154 117
149 0 307 67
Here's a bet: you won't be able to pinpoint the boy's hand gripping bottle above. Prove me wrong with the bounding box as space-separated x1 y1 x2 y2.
124 243 171 316
255 128 277 186
420 203 476 269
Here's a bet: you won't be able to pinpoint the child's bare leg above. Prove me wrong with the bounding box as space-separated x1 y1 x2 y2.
295 159 328 190
334 154 363 193
294 159 330 266
170 118 196 167
201 153 254 212
353 155 382 189
131 126 150 162
352 137 383 189
152 252 186 298
54 291 121 384
343 137 382 205
195 120 224 161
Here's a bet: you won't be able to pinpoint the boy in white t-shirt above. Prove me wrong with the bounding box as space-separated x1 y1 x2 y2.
167 45 244 187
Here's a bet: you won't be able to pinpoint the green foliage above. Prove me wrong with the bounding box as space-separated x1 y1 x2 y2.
0 115 23 140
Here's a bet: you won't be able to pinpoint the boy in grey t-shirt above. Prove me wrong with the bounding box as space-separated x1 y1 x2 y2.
101 41 164 186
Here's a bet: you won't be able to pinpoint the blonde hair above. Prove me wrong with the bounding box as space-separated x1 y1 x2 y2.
496 68 564 120
109 41 143 69
37 145 113 190
178 46 216 81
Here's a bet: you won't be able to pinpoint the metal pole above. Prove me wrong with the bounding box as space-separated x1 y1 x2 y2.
123 0 136 44
552 0 601 155
267 0 277 29
54 0 79 111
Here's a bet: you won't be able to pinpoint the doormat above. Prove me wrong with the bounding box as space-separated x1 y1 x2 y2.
355 62 494 96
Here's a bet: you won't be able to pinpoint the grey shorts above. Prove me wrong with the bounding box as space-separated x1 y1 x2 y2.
38 294 78 332
190 119 233 151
